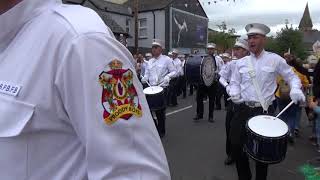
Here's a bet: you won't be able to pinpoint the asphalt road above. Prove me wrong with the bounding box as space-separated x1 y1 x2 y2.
160 93 318 180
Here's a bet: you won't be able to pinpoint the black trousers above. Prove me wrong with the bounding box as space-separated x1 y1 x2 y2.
215 83 223 109
225 101 236 157
168 78 178 106
196 83 217 118
154 87 168 136
189 84 194 95
230 104 275 180
180 76 187 97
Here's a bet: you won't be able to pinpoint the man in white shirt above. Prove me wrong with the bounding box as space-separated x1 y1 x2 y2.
142 39 176 137
194 43 222 122
140 52 152 79
229 23 305 180
169 49 182 106
219 36 249 166
179 54 187 98
0 1 170 179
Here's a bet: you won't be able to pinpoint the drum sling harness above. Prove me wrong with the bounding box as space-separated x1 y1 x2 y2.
247 57 269 113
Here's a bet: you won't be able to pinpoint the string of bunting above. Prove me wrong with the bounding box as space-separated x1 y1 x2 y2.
174 0 237 8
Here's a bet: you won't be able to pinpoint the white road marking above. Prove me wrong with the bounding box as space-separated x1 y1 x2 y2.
166 105 193 116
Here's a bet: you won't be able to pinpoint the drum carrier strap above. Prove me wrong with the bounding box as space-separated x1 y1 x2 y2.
247 57 269 113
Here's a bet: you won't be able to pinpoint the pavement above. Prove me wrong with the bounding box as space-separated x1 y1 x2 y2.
159 93 319 180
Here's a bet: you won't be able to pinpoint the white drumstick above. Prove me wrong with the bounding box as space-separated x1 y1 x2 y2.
276 100 294 118
141 76 152 87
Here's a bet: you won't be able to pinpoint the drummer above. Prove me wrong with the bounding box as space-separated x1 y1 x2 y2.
219 35 249 166
228 23 305 180
193 43 223 123
141 39 177 138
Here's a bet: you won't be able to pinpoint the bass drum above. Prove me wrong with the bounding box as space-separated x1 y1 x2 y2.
185 55 216 86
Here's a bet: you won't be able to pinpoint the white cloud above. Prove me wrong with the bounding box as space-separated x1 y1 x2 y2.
201 0 320 35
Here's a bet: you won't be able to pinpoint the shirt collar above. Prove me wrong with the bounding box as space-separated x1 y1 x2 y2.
0 0 59 48
250 49 265 59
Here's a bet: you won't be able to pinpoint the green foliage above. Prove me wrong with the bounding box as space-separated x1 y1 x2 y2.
208 21 236 51
300 164 320 180
266 24 307 60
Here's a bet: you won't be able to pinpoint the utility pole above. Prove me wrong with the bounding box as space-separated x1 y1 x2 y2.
134 0 139 54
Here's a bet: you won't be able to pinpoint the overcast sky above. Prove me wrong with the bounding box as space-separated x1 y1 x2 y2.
200 0 320 36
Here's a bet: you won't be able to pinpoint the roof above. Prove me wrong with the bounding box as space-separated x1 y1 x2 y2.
302 30 320 44
299 3 313 30
87 0 132 16
124 0 173 12
83 0 129 35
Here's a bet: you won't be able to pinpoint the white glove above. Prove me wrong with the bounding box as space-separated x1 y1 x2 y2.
290 88 306 104
163 76 170 84
230 94 243 104
226 85 231 96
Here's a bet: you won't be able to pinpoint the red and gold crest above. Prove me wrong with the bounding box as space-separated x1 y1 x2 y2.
99 59 142 125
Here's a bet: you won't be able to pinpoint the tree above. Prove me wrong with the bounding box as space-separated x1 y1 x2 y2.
265 21 307 60
275 26 307 60
208 22 237 52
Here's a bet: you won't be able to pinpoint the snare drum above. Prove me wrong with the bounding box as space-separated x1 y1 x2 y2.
245 115 289 164
185 55 216 86
143 86 165 111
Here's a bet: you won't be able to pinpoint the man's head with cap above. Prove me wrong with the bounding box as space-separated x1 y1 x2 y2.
151 39 164 58
145 53 152 60
245 23 270 56
172 49 179 59
233 35 249 59
207 43 216 55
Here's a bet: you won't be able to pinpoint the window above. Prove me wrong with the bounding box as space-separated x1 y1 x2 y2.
138 18 148 38
125 18 131 34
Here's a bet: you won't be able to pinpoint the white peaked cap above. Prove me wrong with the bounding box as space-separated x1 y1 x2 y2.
178 54 185 58
245 23 270 36
234 35 249 50
207 43 216 49
221 53 231 58
152 39 164 48
172 49 179 54
168 51 173 56
145 53 152 57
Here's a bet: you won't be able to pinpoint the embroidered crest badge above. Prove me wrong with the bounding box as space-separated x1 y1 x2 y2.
99 59 142 125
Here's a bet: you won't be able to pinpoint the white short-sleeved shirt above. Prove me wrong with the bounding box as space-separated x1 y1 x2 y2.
0 0 170 179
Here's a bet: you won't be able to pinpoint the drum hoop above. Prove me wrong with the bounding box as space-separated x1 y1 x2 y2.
200 57 204 84
201 56 215 86
245 121 289 140
244 146 286 164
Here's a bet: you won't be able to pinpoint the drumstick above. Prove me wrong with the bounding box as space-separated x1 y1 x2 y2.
141 76 152 87
275 100 294 118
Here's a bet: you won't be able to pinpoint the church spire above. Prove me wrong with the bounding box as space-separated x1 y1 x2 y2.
299 3 313 31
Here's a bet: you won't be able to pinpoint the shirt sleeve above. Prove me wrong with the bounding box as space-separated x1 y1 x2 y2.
166 58 177 78
229 62 241 96
275 56 302 90
55 33 170 180
219 63 230 87
314 106 320 114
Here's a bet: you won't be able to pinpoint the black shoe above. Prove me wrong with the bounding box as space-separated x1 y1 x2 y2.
208 117 214 123
224 156 234 165
171 103 178 107
294 129 300 137
288 135 295 144
193 115 203 121
215 106 222 110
